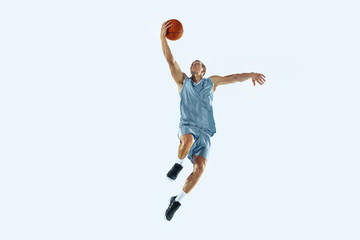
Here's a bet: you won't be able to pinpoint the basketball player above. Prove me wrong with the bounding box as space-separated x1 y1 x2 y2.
161 20 266 221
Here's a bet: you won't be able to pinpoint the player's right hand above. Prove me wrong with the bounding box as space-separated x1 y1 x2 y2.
160 20 173 38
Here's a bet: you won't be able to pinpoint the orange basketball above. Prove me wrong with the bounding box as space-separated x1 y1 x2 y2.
165 19 183 41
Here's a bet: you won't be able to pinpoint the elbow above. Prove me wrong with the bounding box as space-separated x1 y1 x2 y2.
167 59 176 66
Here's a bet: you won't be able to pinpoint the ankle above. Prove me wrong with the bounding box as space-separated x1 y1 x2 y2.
175 189 187 203
177 158 185 165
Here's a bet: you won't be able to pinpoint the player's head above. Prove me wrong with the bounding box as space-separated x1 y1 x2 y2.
190 60 206 77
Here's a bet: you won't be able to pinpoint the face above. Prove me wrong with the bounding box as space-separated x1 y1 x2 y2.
190 60 204 76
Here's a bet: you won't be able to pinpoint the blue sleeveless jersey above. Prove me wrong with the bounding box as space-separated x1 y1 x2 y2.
179 76 216 137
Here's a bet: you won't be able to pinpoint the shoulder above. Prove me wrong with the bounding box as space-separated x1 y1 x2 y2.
182 75 189 83
182 74 188 83
207 76 214 84
207 77 215 88
207 76 217 92
177 74 188 86
208 75 222 86
177 75 188 93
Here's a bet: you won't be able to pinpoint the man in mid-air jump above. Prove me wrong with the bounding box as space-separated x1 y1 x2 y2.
161 20 266 221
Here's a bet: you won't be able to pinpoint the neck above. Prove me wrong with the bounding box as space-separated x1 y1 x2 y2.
191 74 203 83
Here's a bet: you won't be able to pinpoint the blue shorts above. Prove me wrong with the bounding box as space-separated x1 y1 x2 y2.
177 125 212 164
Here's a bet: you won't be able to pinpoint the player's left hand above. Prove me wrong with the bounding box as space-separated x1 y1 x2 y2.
251 72 266 86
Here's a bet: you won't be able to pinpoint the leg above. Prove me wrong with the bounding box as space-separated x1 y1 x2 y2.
182 155 207 194
178 134 195 159
167 133 195 181
165 155 206 221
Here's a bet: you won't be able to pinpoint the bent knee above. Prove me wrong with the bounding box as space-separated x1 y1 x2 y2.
180 134 195 147
194 163 205 174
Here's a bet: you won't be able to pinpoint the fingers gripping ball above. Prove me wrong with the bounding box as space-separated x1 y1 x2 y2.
165 19 183 41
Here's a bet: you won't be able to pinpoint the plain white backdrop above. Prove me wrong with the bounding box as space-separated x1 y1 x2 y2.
1 0 359 239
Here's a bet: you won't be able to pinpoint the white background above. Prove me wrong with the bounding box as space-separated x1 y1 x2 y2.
1 0 359 239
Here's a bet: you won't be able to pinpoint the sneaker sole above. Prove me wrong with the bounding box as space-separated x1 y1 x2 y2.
167 176 176 182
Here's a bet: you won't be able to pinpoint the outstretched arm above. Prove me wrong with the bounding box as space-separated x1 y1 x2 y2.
209 72 266 89
160 20 186 85
160 20 175 64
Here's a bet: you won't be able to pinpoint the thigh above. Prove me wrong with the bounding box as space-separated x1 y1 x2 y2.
192 133 211 161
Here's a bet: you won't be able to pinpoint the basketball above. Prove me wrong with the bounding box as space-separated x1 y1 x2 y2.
165 19 183 41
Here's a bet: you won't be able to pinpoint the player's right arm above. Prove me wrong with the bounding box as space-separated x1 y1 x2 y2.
160 20 187 85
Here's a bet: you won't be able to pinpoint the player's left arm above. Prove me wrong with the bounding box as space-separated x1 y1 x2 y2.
209 72 266 90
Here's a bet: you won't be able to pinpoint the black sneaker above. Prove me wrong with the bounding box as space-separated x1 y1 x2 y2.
165 196 181 221
166 163 183 181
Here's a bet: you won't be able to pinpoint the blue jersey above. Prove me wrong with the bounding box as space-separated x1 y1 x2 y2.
179 76 216 137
